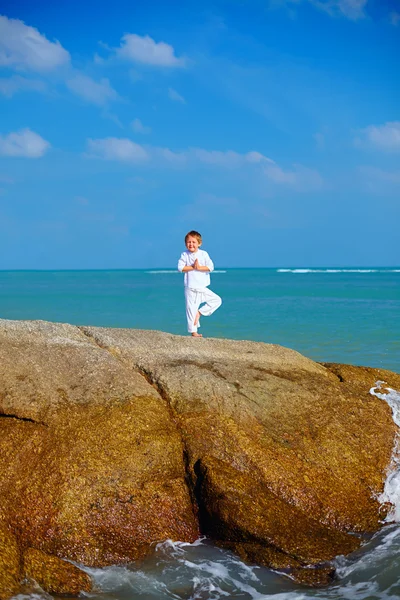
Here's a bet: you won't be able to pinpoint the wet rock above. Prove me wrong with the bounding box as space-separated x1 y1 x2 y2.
0 520 20 600
195 456 360 562
0 319 398 587
23 548 92 595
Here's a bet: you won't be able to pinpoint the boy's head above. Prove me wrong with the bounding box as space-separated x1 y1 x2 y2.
185 230 202 253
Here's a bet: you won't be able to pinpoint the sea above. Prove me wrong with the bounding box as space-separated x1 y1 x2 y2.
2 267 400 600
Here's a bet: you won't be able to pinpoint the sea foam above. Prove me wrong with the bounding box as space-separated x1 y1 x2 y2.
370 383 400 522
146 270 227 274
276 268 400 274
81 534 400 599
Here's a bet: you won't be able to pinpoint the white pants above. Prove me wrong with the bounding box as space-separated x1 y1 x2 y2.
185 287 222 333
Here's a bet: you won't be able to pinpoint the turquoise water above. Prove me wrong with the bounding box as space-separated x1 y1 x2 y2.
0 267 399 371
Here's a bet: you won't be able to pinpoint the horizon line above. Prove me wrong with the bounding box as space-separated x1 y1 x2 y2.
0 266 399 273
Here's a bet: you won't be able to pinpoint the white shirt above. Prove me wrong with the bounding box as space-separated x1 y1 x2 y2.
177 249 214 289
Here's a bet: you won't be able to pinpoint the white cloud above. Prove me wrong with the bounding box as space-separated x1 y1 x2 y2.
358 166 400 192
355 122 400 151
93 52 106 65
154 147 187 165
85 137 322 190
168 87 186 104
132 118 151 134
264 162 323 189
191 148 241 166
365 168 400 184
264 163 297 184
116 34 186 67
0 75 46 97
87 137 149 162
273 0 367 20
0 128 50 158
313 0 367 20
390 12 400 26
190 148 273 167
167 148 323 190
0 15 70 72
313 132 325 149
66 73 118 106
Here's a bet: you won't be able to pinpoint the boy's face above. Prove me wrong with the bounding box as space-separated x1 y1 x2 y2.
186 235 201 253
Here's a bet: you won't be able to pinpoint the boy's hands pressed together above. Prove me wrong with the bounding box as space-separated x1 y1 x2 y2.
193 258 210 272
180 254 210 272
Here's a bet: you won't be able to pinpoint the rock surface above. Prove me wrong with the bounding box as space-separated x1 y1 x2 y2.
23 548 92 595
0 520 20 600
0 318 399 594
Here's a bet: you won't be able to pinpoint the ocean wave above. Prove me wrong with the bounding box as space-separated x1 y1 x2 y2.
146 271 180 274
146 270 227 274
80 532 400 600
82 538 273 600
277 268 399 274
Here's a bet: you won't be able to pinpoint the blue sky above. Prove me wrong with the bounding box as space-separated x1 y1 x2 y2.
0 0 399 269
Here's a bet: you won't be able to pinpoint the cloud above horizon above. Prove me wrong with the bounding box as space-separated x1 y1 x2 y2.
66 73 119 106
0 128 50 157
390 12 400 26
115 33 186 67
85 137 322 191
0 14 122 111
168 87 186 104
131 118 152 134
355 121 400 151
87 137 149 162
0 15 70 72
0 74 46 97
358 166 400 193
273 0 368 20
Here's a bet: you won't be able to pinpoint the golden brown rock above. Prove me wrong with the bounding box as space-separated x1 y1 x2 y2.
321 362 400 391
195 456 360 562
80 326 398 582
23 548 91 595
0 320 199 568
0 319 398 587
0 520 20 600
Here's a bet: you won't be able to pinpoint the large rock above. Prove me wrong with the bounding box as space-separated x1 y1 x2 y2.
0 320 199 569
0 318 399 588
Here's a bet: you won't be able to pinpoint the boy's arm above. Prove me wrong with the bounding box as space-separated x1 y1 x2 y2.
201 252 214 272
178 253 191 272
178 254 195 272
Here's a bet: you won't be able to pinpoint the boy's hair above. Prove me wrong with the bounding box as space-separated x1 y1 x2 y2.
185 230 202 244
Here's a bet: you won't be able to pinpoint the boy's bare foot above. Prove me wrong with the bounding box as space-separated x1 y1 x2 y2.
191 332 203 337
193 311 201 327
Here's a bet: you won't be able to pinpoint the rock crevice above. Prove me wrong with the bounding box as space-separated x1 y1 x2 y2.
80 324 202 529
0 413 47 426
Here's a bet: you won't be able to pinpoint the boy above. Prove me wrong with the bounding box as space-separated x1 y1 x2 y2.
177 231 222 337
